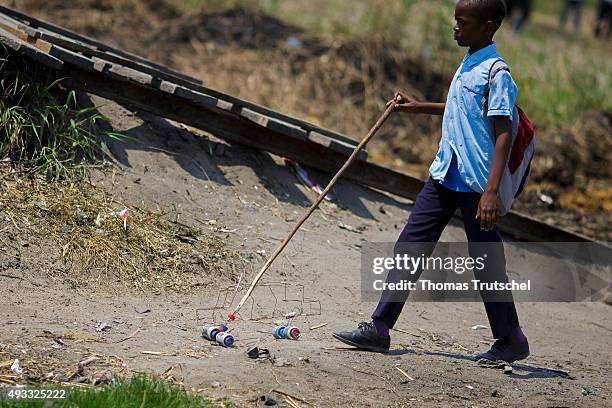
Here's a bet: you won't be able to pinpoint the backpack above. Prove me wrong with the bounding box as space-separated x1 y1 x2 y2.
485 60 536 216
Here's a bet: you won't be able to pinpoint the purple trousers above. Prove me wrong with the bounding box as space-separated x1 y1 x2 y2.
372 178 520 339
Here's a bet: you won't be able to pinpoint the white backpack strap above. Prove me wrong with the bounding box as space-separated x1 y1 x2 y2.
484 59 510 116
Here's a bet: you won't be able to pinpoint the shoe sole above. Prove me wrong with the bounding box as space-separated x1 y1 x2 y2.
477 350 530 364
331 333 389 353
507 350 530 363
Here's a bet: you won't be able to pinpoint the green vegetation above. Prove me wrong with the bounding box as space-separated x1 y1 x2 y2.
0 376 231 407
0 44 122 180
174 0 611 129
266 0 610 128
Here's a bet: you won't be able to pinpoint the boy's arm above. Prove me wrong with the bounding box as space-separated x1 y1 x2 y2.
401 102 446 116
476 116 512 231
386 91 445 116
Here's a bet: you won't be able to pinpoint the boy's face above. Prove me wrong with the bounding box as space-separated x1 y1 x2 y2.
453 0 495 48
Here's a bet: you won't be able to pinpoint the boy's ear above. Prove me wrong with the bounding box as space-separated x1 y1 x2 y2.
484 20 497 36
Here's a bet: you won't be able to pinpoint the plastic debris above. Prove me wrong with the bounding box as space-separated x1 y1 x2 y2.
201 324 233 347
285 326 301 340
216 332 234 347
581 386 598 396
539 193 554 206
338 221 364 234
175 235 198 245
95 321 112 332
247 347 260 359
202 325 221 341
10 359 23 375
247 346 270 359
284 158 336 201
272 325 300 340
273 325 287 339
471 324 488 330
119 208 129 230
286 37 303 49
261 395 277 406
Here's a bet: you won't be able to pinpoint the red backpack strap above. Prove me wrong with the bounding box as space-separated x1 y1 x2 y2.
508 105 535 173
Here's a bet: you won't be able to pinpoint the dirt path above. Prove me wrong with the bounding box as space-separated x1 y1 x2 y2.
1 97 610 407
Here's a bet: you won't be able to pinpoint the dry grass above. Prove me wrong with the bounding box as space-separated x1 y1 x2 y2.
0 168 240 291
0 341 124 386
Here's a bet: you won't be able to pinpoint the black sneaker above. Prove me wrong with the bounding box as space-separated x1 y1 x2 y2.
332 322 390 353
476 336 530 363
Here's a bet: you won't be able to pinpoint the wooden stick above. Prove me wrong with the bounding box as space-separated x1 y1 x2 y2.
77 356 98 369
395 366 415 381
140 351 177 356
272 389 312 405
114 328 141 343
285 396 301 408
232 101 397 316
392 327 422 337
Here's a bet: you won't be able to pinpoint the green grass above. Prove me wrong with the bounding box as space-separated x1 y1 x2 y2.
532 0 598 15
265 0 611 128
0 44 123 180
0 376 231 408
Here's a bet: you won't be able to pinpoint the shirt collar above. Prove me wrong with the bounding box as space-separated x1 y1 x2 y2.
463 42 497 68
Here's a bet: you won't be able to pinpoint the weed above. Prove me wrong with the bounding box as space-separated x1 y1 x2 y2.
0 375 233 407
0 44 123 180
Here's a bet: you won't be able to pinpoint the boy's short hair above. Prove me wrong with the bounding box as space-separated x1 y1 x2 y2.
464 0 507 29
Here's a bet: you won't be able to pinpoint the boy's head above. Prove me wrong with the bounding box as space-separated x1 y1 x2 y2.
453 0 506 48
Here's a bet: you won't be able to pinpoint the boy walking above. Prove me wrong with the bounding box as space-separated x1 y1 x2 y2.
333 0 529 363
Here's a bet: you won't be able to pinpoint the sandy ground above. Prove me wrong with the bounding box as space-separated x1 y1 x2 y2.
1 96 610 407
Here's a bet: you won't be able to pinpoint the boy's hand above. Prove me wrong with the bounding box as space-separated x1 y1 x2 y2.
386 90 421 113
476 190 499 231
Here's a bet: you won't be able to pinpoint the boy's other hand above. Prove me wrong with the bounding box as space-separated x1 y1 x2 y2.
386 90 421 113
476 190 499 231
